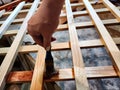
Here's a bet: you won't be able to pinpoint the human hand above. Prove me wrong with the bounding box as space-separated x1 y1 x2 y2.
27 13 58 49
27 0 64 49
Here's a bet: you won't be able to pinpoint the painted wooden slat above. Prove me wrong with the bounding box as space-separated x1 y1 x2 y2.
30 46 46 90
65 0 89 89
7 66 117 83
102 0 120 21
0 0 39 89
83 0 120 76
0 10 5 17
0 2 25 39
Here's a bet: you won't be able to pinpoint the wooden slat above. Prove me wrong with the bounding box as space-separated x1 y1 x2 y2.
73 7 120 17
71 0 102 7
3 9 29 16
1 6 120 26
0 18 24 25
65 0 89 89
4 30 18 36
3 2 120 19
102 0 120 21
30 46 46 90
3 18 120 37
0 37 120 55
0 10 5 17
75 19 120 28
0 0 39 89
0 2 25 38
83 0 120 76
7 66 118 83
0 0 21 10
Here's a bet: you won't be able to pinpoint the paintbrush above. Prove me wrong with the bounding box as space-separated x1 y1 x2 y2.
45 46 58 79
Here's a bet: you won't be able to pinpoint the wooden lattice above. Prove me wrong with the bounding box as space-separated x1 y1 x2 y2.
0 0 120 90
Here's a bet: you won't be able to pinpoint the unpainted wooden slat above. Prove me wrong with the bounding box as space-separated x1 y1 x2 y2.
0 18 24 25
0 0 39 89
0 2 25 39
0 0 21 10
3 18 120 37
75 19 120 28
102 0 120 21
65 0 89 89
73 7 120 17
71 0 102 7
1 6 120 26
3 1 118 19
0 37 120 55
83 0 120 76
30 46 46 90
7 66 118 83
3 9 29 16
4 30 18 36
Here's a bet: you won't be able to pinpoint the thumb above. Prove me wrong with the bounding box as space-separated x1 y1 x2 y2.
43 35 52 50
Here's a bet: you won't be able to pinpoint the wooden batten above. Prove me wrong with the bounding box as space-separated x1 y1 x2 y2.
7 66 117 83
102 0 120 21
0 0 120 90
65 0 89 89
0 0 39 89
83 0 120 76
0 2 25 38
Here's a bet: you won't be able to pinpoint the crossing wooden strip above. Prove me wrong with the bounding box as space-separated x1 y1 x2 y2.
30 46 46 90
0 0 39 89
0 2 25 38
3 19 120 37
7 66 117 83
83 0 120 76
0 18 24 25
0 0 21 10
0 37 120 55
0 0 120 89
75 19 120 28
65 0 89 89
102 0 120 21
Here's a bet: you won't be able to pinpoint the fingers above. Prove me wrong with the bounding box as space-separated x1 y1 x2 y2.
32 35 43 47
51 37 56 41
43 35 52 49
30 34 56 50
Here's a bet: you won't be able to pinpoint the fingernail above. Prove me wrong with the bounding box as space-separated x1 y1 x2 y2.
46 46 51 51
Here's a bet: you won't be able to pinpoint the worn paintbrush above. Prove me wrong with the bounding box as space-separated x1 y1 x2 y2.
45 46 58 79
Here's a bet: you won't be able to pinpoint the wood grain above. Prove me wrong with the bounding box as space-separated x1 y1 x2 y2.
65 0 89 89
83 0 120 76
102 0 120 21
0 0 39 89
7 66 117 83
0 0 21 10
0 37 120 55
30 46 46 90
